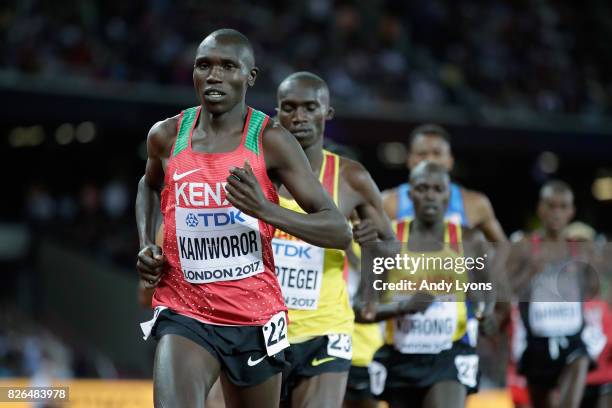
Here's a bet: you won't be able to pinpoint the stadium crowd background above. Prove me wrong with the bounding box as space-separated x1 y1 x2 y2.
4 0 612 114
0 0 611 399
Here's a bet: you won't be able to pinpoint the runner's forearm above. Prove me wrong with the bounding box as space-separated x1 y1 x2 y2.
136 176 162 249
260 203 351 249
354 302 405 323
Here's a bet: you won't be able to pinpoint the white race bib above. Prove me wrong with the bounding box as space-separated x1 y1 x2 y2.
466 317 479 348
368 361 388 396
175 206 264 284
394 297 458 354
327 334 352 360
262 311 289 356
454 355 479 388
272 238 324 310
528 302 583 337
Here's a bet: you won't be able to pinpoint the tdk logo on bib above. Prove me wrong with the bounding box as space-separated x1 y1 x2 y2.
185 211 246 228
185 213 199 227
272 241 312 259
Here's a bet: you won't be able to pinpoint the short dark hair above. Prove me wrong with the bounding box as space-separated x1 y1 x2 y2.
199 28 255 67
409 161 450 185
540 180 574 199
408 124 451 150
277 71 330 106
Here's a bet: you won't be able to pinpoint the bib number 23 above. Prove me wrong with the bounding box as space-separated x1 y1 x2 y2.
263 311 289 356
327 334 352 360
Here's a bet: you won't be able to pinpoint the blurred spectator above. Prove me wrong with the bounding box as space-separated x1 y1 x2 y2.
101 178 129 220
0 304 117 380
0 305 73 380
1 0 610 114
25 184 56 226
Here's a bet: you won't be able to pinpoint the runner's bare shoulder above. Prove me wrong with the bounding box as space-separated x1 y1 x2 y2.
461 226 486 245
339 156 376 192
261 120 294 145
147 114 181 159
461 188 494 216
261 121 305 168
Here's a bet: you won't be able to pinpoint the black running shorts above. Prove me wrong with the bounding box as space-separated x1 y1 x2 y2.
517 333 591 388
373 341 480 401
153 309 288 387
282 335 352 400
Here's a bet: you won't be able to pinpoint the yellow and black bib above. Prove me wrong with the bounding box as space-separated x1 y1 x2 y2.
272 150 353 342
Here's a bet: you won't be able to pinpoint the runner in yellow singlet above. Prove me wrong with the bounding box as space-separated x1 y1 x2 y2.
274 72 395 408
355 162 495 408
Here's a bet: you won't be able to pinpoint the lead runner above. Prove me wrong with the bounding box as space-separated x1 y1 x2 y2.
135 29 351 408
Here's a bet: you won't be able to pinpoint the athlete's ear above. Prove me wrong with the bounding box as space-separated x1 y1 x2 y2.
326 106 335 120
448 152 455 172
247 67 258 87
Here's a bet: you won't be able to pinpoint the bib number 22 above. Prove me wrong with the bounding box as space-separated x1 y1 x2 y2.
263 311 289 356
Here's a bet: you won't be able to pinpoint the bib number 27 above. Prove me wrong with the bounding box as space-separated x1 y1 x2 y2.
263 311 289 356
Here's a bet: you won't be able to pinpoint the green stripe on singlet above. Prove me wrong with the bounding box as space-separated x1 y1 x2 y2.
172 106 199 156
244 109 267 155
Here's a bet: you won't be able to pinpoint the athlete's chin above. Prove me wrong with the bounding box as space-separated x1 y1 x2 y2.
295 136 315 148
203 100 230 114
547 222 565 233
421 213 442 224
292 132 320 148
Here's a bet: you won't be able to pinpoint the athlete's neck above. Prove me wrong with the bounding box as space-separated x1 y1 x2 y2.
412 218 445 239
197 103 248 135
278 138 324 200
303 139 325 175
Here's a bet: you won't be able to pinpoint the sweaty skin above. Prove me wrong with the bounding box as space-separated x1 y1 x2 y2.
276 72 396 408
381 133 507 243
135 30 350 408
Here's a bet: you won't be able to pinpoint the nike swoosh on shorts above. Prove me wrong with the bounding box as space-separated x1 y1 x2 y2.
247 355 267 367
311 357 336 367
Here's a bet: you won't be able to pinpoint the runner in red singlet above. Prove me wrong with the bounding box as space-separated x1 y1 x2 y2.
507 181 593 408
135 29 351 408
565 223 612 408
582 298 612 408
